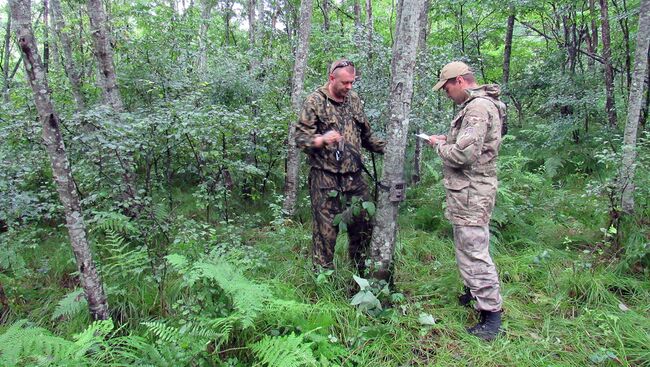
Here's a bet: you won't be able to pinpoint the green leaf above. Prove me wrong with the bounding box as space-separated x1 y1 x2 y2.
333 214 342 226
352 206 361 217
362 201 376 216
328 190 339 198
418 313 437 326
352 275 370 290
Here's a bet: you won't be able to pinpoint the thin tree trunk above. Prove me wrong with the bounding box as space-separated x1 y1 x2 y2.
589 0 598 68
0 281 9 323
321 0 329 31
370 0 422 281
86 0 122 111
3 7 13 103
43 0 49 72
600 0 617 127
619 0 650 214
365 0 373 57
502 6 515 132
198 0 214 75
51 0 85 111
612 0 632 91
10 0 109 321
282 0 313 217
412 0 429 185
642 49 650 126
87 0 139 215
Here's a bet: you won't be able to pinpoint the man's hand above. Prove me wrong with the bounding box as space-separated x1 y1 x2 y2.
313 130 342 148
428 135 447 147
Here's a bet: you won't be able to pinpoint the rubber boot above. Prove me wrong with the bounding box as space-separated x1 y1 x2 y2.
467 310 502 341
458 286 476 307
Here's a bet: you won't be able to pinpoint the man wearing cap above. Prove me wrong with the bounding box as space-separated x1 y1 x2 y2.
294 60 386 274
428 61 506 341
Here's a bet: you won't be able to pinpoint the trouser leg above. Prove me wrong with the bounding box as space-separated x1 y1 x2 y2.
453 225 503 312
346 176 372 274
309 169 341 269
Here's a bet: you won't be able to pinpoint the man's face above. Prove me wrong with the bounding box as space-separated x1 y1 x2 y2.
442 77 469 105
329 67 355 100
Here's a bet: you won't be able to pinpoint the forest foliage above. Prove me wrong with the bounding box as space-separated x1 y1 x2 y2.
0 0 649 365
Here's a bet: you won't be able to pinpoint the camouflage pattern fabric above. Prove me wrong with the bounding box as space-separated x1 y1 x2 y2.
436 84 505 226
295 84 386 174
309 168 371 272
295 83 385 271
453 225 503 312
435 84 505 312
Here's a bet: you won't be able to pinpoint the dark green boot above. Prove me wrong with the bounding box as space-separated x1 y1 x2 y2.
467 310 502 341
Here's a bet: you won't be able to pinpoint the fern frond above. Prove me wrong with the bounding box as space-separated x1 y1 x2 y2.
100 231 149 277
90 210 139 235
194 261 270 328
251 333 317 367
142 321 180 343
0 320 74 366
51 288 86 321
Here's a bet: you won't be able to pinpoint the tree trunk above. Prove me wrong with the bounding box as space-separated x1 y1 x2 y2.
87 0 139 215
282 0 313 217
51 0 85 111
588 0 599 68
365 0 373 57
86 0 122 111
0 281 9 323
612 0 632 92
43 0 49 72
10 0 109 321
600 0 617 127
370 0 422 281
198 0 214 75
2 7 12 103
412 0 429 185
321 0 329 31
642 49 650 127
619 0 650 214
502 6 515 132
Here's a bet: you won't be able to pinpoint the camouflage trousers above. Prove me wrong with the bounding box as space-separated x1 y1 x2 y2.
453 225 503 312
308 168 372 273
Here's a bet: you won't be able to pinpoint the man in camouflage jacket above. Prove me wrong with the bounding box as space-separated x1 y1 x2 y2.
429 61 506 341
295 60 386 274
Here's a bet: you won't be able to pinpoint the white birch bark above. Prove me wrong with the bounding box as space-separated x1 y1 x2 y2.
10 0 109 321
282 0 313 216
369 0 423 280
619 0 650 213
51 0 85 111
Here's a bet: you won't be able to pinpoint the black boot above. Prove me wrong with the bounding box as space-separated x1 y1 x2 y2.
458 286 476 307
467 310 502 341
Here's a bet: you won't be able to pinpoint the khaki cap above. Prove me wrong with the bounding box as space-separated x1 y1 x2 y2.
432 61 472 91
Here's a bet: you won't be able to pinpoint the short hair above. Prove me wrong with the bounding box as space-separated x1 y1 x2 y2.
446 72 475 85
329 59 356 76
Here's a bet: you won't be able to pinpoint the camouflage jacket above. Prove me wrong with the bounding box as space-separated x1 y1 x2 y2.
436 84 505 226
295 84 386 174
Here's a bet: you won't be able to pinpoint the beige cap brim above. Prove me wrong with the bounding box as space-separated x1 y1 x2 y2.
432 79 447 91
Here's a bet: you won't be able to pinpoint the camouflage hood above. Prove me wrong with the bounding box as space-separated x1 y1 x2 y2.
463 84 501 105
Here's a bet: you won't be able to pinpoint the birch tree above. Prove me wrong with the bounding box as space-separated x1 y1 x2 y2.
600 0 617 126
282 0 313 217
10 0 109 321
51 0 85 111
619 0 650 214
86 0 139 214
369 0 422 281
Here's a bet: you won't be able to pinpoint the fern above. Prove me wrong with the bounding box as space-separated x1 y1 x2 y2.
251 333 318 367
0 319 112 366
142 321 181 343
100 230 149 277
51 288 86 321
89 210 139 236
